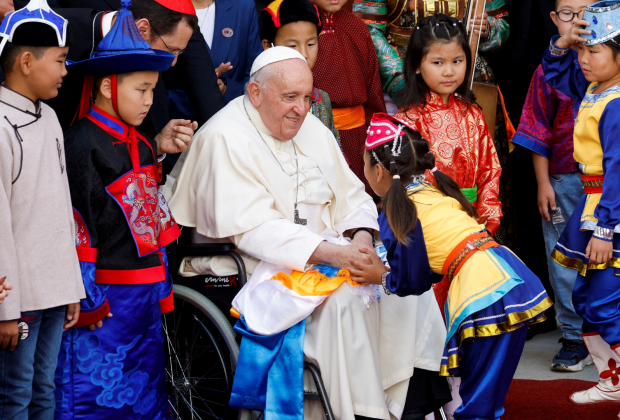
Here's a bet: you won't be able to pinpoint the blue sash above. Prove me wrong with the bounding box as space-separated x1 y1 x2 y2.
229 317 305 419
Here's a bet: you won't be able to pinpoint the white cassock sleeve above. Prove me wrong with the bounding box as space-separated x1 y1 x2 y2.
232 220 325 272
232 198 378 272
334 199 379 236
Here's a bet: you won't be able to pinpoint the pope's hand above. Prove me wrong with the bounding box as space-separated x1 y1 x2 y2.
337 244 374 272
156 119 198 155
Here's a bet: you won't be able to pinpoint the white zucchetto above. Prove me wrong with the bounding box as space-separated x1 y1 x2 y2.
250 46 307 76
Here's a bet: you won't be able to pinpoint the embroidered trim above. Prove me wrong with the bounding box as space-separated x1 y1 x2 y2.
594 226 614 241
587 2 620 11
549 39 570 56
445 236 496 281
88 104 127 137
582 179 604 189
504 290 549 310
381 271 392 295
581 85 620 106
439 297 553 376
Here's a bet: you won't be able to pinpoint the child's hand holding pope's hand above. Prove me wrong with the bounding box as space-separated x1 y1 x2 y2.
156 119 199 155
346 248 389 285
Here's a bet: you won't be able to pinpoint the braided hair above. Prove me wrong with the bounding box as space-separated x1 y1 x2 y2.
368 126 478 244
397 13 475 111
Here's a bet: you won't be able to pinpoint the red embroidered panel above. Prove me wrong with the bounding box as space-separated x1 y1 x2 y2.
394 93 503 235
73 208 91 247
106 164 180 257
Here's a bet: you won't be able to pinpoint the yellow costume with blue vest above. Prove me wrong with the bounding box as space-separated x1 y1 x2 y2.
542 1 620 405
400 184 551 373
366 113 550 419
379 182 551 419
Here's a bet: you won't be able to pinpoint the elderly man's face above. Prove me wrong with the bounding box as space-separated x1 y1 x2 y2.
248 59 313 141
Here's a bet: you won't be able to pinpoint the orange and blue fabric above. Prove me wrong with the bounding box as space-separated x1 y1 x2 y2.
229 264 374 419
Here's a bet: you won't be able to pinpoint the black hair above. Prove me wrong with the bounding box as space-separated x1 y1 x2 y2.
598 34 620 61
130 0 198 38
259 0 322 45
0 22 71 74
367 126 478 244
1 43 47 74
396 13 476 111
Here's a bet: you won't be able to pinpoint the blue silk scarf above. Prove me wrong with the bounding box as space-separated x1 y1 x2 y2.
229 317 305 420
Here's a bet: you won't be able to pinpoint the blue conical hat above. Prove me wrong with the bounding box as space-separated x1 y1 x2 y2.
582 1 620 44
67 0 175 76
0 0 69 55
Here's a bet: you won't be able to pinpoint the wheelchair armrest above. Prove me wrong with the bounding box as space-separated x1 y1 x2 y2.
175 243 236 257
174 243 248 288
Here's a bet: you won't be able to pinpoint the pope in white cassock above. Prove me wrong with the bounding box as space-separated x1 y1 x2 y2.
168 48 446 420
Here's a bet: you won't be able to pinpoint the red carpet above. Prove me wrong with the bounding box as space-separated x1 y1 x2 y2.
503 379 620 419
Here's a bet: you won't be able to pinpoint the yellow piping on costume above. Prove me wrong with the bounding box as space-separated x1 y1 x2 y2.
439 296 552 376
551 248 620 277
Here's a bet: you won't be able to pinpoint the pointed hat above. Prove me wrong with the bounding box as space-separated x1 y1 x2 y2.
67 0 175 76
0 0 69 55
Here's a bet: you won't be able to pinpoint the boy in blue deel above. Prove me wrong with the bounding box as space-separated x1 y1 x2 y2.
53 2 196 419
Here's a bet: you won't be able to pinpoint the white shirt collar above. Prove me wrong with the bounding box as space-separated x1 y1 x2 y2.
102 11 117 37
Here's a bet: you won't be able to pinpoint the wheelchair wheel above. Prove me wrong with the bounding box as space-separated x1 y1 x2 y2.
164 284 250 420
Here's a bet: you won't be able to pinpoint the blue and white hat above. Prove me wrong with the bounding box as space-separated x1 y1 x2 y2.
582 1 620 44
0 0 69 55
66 0 175 76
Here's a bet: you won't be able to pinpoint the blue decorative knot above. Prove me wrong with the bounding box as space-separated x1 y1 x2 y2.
121 0 132 8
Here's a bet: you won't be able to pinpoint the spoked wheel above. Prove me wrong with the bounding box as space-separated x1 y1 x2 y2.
164 284 246 420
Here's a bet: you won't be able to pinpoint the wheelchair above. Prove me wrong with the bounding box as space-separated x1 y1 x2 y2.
163 227 335 420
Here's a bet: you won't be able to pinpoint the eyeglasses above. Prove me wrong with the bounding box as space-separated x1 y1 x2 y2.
151 25 185 56
555 9 585 22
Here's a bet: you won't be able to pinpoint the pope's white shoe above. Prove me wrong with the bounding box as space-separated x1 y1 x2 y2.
570 333 620 405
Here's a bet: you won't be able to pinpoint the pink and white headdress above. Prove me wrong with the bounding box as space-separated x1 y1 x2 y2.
365 113 410 168
365 112 406 155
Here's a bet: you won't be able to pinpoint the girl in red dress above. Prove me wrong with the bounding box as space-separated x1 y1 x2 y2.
394 13 502 237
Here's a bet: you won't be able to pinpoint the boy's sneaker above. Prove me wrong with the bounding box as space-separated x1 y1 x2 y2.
551 338 593 372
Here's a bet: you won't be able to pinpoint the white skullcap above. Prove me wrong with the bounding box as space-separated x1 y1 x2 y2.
250 46 307 76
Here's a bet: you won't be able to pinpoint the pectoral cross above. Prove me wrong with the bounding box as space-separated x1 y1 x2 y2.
294 206 307 226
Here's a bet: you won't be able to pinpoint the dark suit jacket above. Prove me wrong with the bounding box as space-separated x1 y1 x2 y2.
208 0 262 103
253 0 269 15
14 0 224 135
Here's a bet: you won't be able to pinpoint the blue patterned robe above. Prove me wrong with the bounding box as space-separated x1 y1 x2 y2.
54 106 176 420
